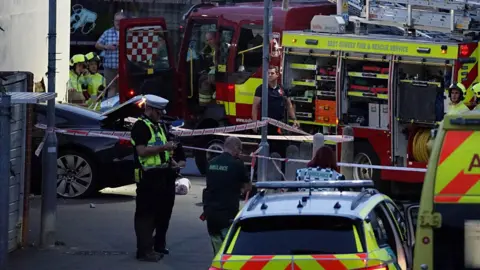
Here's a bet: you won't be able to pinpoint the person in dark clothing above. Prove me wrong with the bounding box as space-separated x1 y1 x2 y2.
251 66 299 156
203 137 252 255
130 95 182 262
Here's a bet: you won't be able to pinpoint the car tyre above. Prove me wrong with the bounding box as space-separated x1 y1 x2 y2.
194 137 224 175
56 150 98 198
353 141 390 193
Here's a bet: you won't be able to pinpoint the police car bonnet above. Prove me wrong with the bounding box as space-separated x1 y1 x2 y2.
145 94 169 114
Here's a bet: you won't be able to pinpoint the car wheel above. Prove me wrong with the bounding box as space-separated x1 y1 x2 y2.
56 150 98 198
353 142 390 193
195 138 224 175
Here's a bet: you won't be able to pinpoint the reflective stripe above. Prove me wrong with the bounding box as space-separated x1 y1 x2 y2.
434 130 480 203
214 253 386 269
353 225 364 253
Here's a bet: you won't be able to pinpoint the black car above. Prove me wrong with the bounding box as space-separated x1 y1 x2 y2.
31 97 145 198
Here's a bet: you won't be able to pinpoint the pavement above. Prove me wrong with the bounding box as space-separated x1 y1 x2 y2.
7 172 215 270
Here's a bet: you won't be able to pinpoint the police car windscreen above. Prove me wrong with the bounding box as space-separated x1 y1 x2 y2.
228 215 360 255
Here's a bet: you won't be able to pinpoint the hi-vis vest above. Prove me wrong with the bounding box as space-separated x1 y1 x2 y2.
131 117 171 172
86 73 105 96
68 70 86 93
447 102 470 115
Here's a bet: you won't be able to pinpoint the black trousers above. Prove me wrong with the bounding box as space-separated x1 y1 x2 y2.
134 168 176 256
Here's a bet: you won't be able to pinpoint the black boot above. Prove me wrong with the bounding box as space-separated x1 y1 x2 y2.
136 251 163 262
154 247 170 255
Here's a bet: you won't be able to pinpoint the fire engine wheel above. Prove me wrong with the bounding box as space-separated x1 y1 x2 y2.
195 138 224 175
353 142 390 193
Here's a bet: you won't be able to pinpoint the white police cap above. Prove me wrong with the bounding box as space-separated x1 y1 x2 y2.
144 94 169 112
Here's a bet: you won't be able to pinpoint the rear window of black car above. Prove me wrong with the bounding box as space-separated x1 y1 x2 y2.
227 215 361 255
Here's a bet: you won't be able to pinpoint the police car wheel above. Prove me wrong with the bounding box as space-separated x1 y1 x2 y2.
56 150 97 198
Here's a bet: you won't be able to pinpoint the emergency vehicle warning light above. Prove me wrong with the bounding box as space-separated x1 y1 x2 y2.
255 180 375 189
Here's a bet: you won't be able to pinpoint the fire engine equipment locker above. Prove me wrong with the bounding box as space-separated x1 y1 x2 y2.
368 103 380 128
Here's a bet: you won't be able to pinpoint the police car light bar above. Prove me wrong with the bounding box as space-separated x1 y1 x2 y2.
255 180 375 189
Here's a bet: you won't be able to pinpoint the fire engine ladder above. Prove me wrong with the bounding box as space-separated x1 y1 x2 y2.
351 0 480 35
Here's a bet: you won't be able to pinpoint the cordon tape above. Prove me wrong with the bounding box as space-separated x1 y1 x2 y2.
34 120 427 173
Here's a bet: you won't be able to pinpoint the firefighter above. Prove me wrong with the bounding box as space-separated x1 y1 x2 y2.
198 31 217 106
473 83 480 111
84 52 106 108
252 66 299 157
130 95 180 262
203 136 252 256
67 54 88 104
447 83 470 115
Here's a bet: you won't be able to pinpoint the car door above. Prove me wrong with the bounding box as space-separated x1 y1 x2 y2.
404 204 419 248
384 201 415 269
118 18 177 114
370 204 407 269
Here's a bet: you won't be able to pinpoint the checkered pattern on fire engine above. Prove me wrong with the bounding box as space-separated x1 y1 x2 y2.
126 30 159 62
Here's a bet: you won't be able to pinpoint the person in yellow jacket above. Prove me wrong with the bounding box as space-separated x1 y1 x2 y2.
446 83 471 115
84 52 106 109
473 83 480 111
67 54 89 104
198 32 217 106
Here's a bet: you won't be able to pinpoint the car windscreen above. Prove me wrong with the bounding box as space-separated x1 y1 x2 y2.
227 215 361 255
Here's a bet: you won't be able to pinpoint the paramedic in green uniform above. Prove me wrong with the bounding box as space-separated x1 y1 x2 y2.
130 95 179 262
203 137 252 255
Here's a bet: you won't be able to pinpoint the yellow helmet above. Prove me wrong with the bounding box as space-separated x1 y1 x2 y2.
448 82 466 100
473 82 480 99
85 52 100 62
70 54 86 67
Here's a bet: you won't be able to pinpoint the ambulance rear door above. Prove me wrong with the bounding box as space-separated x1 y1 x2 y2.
431 113 480 269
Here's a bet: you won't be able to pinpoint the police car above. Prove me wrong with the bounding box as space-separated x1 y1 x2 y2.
209 180 417 270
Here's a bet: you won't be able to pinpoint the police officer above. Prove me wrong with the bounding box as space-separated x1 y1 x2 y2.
130 95 180 262
447 83 470 115
203 137 252 255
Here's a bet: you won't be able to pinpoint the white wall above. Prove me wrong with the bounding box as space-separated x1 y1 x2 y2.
0 0 71 101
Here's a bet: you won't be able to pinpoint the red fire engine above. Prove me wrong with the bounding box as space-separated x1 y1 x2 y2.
117 0 336 173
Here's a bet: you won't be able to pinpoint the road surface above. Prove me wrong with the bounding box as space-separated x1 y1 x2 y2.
8 175 214 270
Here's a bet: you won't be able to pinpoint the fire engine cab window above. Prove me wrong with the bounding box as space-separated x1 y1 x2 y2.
236 25 263 73
185 23 217 62
125 26 170 71
227 215 359 255
218 28 233 67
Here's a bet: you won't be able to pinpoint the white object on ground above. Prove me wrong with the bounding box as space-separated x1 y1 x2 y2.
175 178 191 195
